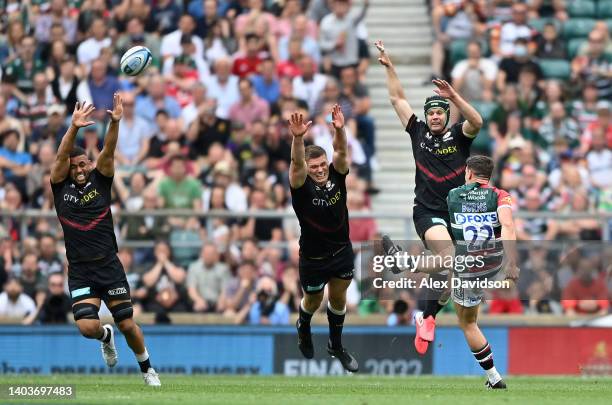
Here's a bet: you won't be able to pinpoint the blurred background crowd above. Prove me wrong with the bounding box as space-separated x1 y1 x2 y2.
0 0 610 326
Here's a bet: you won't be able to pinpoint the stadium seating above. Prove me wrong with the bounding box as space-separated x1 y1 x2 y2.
598 1 612 18
567 1 596 18
538 59 572 80
562 19 597 39
567 38 587 59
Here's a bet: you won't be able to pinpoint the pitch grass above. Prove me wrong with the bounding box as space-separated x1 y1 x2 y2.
1 375 611 405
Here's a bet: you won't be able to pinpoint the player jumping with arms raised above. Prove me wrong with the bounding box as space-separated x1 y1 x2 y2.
289 104 358 372
375 40 483 355
50 96 160 386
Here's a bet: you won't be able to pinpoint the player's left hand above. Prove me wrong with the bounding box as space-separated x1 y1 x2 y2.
432 79 458 100
107 92 123 122
331 103 344 130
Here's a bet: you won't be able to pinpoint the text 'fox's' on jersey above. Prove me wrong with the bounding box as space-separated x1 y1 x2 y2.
406 114 475 212
51 168 118 263
447 182 513 279
290 164 352 258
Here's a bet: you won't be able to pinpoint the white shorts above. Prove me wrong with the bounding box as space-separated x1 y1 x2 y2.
452 270 504 308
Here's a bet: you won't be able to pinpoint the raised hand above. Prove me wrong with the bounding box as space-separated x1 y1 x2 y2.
331 104 344 130
287 112 312 137
432 79 458 100
71 102 96 128
375 40 391 67
107 92 123 122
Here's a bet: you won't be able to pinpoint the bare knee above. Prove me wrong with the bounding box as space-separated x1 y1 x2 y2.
303 292 323 313
328 294 346 311
117 319 137 335
77 321 102 339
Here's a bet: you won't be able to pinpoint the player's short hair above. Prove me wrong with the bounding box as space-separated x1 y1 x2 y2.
304 145 326 162
466 155 494 179
69 146 87 158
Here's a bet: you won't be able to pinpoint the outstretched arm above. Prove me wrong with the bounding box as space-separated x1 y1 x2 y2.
288 112 312 189
50 102 96 184
331 104 349 174
432 79 483 138
375 40 414 128
97 93 123 177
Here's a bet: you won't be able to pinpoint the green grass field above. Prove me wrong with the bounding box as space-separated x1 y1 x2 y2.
1 375 611 405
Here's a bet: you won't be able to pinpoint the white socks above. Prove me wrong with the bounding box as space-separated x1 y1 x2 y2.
485 366 502 385
136 348 149 363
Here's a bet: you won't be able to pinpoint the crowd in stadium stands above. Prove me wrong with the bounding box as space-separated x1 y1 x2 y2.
0 0 610 325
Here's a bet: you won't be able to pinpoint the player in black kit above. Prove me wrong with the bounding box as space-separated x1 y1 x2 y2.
50 95 160 386
289 104 358 372
375 40 484 355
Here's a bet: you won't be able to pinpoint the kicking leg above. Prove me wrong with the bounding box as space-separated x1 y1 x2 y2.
455 303 506 389
326 277 358 372
72 298 117 367
109 299 160 386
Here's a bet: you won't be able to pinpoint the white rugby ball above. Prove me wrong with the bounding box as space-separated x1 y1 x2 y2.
120 46 152 76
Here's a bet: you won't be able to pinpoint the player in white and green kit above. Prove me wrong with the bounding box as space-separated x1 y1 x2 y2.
447 155 518 389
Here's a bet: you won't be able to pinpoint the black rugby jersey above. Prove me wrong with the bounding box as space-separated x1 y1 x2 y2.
406 114 475 212
51 168 118 263
290 164 351 258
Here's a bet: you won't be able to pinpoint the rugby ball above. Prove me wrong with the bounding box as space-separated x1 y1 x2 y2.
120 46 152 76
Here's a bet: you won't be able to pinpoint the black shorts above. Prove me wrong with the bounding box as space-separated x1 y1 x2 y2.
299 245 354 294
413 204 453 243
68 254 131 305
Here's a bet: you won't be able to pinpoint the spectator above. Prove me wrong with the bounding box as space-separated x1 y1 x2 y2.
123 187 170 241
37 272 71 324
203 17 236 65
17 253 47 306
571 30 612 100
240 189 283 241
292 55 327 113
218 260 257 316
187 244 231 313
536 101 580 152
18 72 56 134
515 187 558 240
0 95 24 137
428 0 484 81
536 22 566 60
38 234 63 276
160 14 204 59
117 247 146 315
162 34 211 87
141 240 189 314
88 58 121 121
340 66 376 159
2 36 45 95
244 275 290 325
232 33 265 79
562 260 609 315
278 14 321 64
319 0 369 77
571 82 599 133
181 82 216 131
205 58 240 119
581 101 612 154
251 58 280 105
451 41 497 102
135 74 182 123
347 190 377 242
497 38 543 92
233 0 278 42
34 0 77 46
387 299 413 326
50 55 92 114
116 91 153 166
495 2 532 57
228 78 270 131
0 277 36 320
0 129 32 183
115 17 161 63
489 86 527 139
586 128 612 190
26 142 56 201
158 155 203 210
76 17 111 69
187 106 231 157
150 0 182 36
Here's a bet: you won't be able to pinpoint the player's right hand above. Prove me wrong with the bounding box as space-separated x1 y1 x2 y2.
288 112 312 137
375 40 391 67
71 102 96 128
